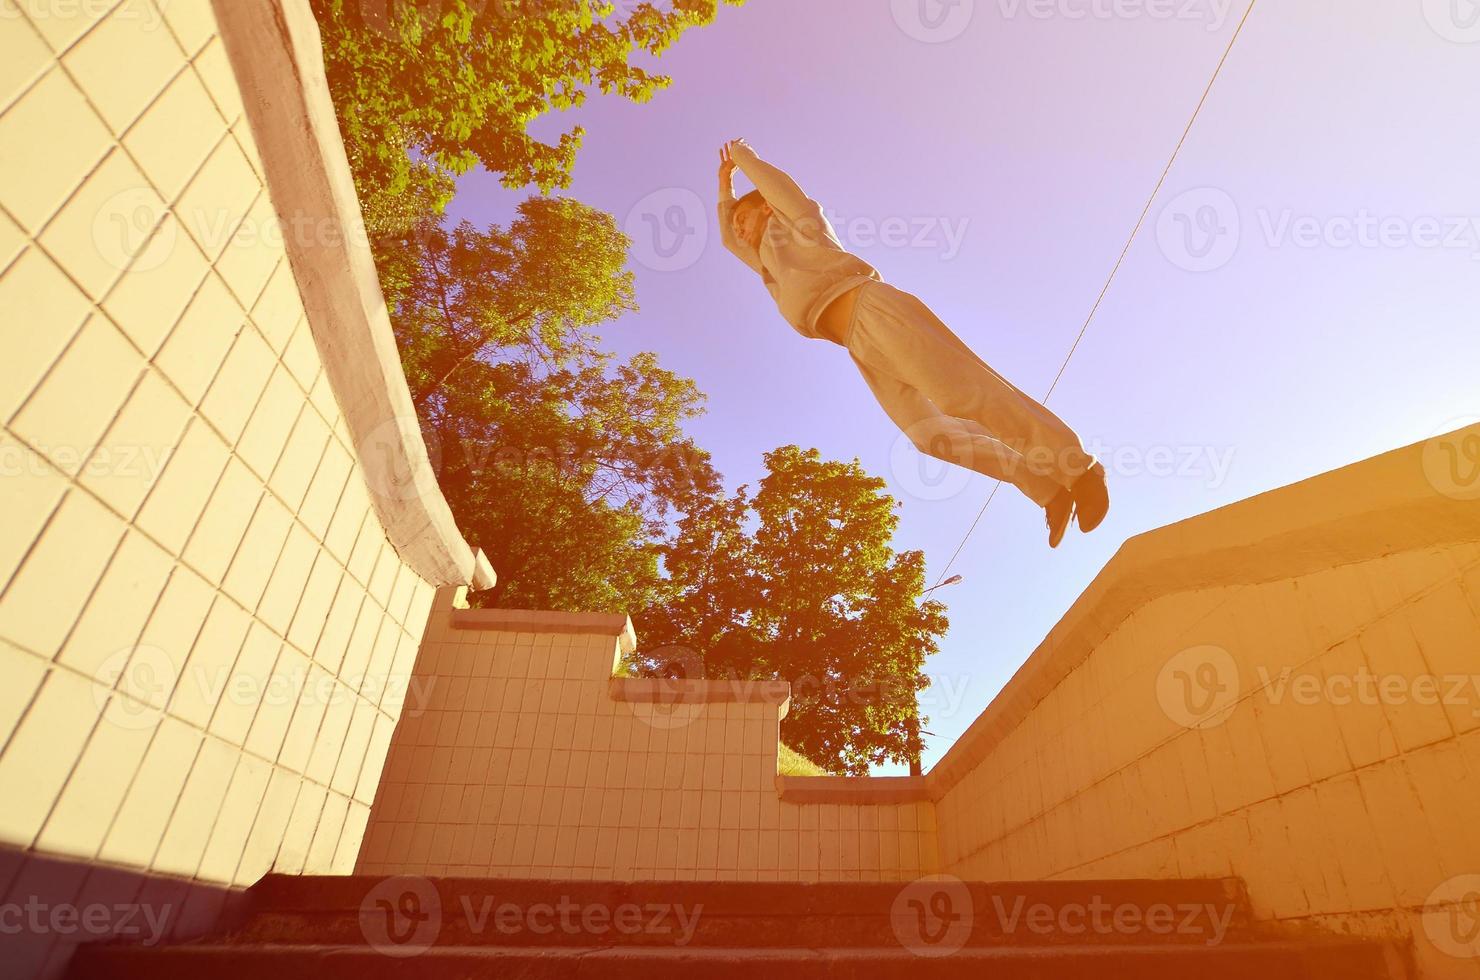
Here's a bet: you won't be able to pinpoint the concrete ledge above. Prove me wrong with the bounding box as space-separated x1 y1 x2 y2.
609 678 792 707
927 423 1480 797
775 775 931 805
471 550 497 591
211 0 489 589
452 608 637 655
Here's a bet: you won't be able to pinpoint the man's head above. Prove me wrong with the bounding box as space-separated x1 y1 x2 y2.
732 190 773 249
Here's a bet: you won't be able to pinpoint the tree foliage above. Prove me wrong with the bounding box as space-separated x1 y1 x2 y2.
636 447 950 775
310 0 745 250
396 198 721 610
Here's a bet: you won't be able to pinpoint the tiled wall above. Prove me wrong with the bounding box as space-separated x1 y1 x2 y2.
0 0 440 896
360 592 939 881
934 541 1480 978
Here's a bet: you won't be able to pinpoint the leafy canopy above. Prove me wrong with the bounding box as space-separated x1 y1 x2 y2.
636 447 950 775
396 197 720 611
311 0 744 244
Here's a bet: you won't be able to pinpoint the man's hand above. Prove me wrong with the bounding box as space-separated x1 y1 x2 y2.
719 142 739 199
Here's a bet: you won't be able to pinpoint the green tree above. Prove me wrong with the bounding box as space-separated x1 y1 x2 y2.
428 348 721 611
310 0 745 265
392 196 638 407
636 447 949 775
396 197 721 610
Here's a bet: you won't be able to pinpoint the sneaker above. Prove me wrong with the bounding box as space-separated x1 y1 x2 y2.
1071 461 1110 533
1045 489 1074 549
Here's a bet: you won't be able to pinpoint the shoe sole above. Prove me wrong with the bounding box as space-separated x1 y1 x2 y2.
1048 502 1073 549
1073 466 1109 533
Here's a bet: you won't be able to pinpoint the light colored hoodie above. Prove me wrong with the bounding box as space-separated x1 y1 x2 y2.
718 143 881 340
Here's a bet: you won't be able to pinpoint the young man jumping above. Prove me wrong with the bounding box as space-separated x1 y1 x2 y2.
717 139 1109 548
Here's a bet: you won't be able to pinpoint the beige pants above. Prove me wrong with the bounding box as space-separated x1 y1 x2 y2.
843 280 1091 508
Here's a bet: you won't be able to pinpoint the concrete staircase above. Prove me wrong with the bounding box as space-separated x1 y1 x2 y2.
68 875 1408 978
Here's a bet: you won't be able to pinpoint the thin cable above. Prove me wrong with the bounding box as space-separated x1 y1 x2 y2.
930 0 1259 590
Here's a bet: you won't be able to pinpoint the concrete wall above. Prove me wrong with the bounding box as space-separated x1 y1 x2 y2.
361 424 1480 968
927 424 1480 979
0 0 484 919
360 594 940 881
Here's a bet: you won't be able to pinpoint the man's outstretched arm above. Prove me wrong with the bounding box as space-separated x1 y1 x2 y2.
718 144 765 275
725 138 813 222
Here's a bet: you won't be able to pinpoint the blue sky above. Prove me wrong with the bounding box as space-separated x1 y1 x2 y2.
449 0 1480 772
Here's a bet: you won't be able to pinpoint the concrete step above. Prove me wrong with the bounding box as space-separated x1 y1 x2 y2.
68 938 1405 980
223 875 1258 948
62 875 1407 979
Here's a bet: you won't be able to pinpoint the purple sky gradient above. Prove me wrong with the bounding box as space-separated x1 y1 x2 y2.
448 0 1480 772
